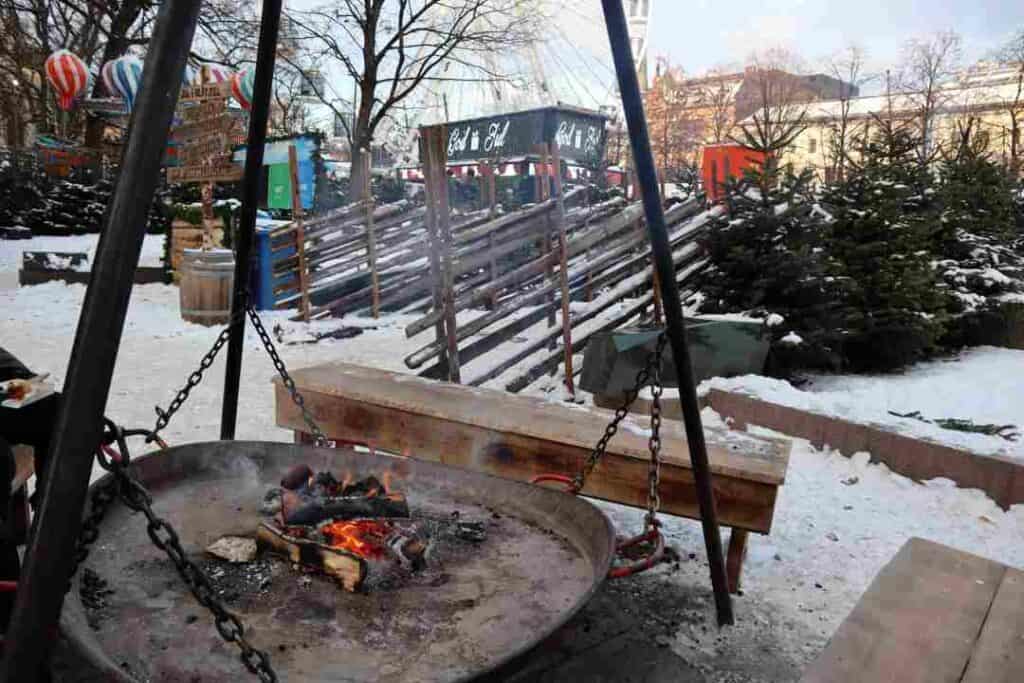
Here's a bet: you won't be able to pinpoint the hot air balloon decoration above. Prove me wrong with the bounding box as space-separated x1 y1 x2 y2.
100 60 118 98
183 63 198 89
231 69 254 111
44 49 89 111
199 64 233 85
107 55 144 113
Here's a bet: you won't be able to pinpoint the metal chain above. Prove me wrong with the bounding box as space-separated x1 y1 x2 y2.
150 310 242 438
78 422 278 682
645 339 664 531
245 304 329 447
150 296 328 448
572 333 668 496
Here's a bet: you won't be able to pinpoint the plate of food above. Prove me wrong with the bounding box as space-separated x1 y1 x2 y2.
1 374 55 409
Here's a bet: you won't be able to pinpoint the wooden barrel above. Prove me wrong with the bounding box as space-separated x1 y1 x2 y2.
179 248 235 326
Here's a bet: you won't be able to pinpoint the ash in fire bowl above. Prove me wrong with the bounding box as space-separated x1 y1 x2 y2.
67 443 611 683
254 463 495 593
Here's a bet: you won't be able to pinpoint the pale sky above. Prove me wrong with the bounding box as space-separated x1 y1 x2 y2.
647 0 1024 82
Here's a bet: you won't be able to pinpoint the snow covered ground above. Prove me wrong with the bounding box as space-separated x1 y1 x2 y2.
2 248 1023 672
0 233 166 274
706 346 1024 460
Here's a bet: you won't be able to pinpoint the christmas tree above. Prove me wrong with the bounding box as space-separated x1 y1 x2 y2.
820 122 951 371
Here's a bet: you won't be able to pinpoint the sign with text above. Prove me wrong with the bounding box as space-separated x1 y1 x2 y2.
180 83 231 101
173 114 242 142
167 163 243 184
179 133 229 166
437 106 608 167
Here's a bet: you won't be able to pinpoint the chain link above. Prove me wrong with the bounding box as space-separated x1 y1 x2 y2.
73 422 278 682
572 333 668 497
150 294 328 448
245 304 329 447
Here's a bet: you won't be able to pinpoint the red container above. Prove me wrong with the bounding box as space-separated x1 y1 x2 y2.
701 144 765 202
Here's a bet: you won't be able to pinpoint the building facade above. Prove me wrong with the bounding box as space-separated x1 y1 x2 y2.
776 63 1024 180
644 64 856 174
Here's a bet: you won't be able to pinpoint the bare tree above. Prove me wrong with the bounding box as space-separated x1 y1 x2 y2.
703 68 737 145
286 0 540 196
995 29 1024 174
0 0 253 146
823 43 873 182
899 30 963 164
732 49 810 156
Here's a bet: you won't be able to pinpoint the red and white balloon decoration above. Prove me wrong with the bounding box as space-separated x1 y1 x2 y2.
45 49 89 111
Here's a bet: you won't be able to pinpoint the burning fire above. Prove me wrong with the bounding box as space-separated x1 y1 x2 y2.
322 519 393 560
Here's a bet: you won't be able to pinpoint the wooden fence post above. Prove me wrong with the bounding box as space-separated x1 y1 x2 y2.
550 143 575 395
363 155 380 318
424 126 461 383
419 130 449 376
288 144 311 322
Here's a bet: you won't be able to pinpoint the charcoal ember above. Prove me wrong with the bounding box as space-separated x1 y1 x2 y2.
454 522 487 543
280 464 313 490
261 489 282 515
384 525 428 571
311 471 339 494
341 475 384 497
283 493 410 526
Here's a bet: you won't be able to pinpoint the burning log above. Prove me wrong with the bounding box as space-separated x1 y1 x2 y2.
282 491 410 526
256 522 367 592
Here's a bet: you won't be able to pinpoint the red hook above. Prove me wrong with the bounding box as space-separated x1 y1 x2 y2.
607 528 666 579
529 474 576 493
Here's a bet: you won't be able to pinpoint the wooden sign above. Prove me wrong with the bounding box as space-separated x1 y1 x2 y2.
180 133 229 166
173 114 241 141
167 163 243 184
180 83 231 101
181 100 228 123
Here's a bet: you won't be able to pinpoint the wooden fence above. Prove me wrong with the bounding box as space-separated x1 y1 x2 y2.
272 134 715 394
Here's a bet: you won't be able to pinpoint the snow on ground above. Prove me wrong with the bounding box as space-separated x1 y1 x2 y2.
0 234 166 273
705 346 1024 460
597 410 1024 665
2 273 1023 670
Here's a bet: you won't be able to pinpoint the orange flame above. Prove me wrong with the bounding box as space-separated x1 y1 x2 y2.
322 520 392 559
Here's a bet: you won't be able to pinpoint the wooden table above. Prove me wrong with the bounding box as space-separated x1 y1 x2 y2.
275 362 791 591
802 537 1024 683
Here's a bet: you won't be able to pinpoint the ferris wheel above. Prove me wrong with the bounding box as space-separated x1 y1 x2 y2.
385 0 654 155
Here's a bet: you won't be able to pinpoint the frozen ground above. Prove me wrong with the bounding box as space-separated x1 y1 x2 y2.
3 256 1023 679
706 346 1024 460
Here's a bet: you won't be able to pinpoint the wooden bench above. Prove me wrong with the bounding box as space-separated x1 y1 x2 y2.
274 362 790 591
802 537 1024 683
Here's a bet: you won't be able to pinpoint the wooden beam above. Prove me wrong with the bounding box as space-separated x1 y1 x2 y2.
274 364 789 533
288 145 310 321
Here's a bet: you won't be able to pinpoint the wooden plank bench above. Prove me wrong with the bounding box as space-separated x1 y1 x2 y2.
274 362 790 591
802 537 1024 683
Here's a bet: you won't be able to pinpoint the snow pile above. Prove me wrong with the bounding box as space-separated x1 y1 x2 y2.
703 346 1024 460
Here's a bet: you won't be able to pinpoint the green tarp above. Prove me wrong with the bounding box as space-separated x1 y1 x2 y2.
579 318 770 395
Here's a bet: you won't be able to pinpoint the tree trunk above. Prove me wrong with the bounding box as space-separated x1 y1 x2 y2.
83 0 145 147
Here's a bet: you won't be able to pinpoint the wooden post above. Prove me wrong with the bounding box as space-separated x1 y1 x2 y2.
362 155 380 318
425 126 460 383
651 269 664 325
419 130 448 376
488 160 497 216
288 145 311 322
550 144 575 396
536 145 556 354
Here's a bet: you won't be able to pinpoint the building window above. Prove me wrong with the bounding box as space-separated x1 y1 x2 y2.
808 138 817 154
